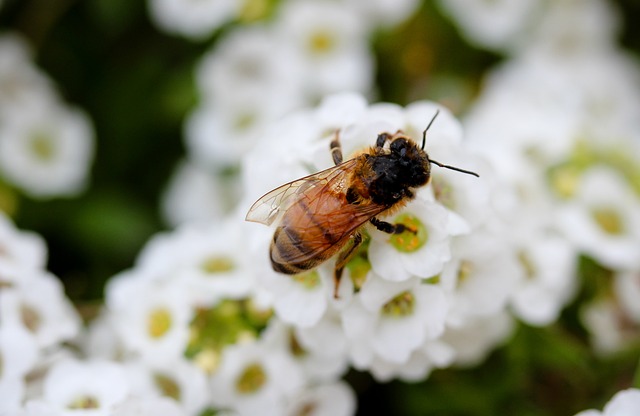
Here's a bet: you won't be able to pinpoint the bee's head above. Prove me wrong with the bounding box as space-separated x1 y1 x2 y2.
389 136 431 187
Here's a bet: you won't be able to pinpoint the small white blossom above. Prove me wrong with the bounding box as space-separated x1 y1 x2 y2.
440 230 522 328
0 323 39 412
28 358 130 416
275 0 373 97
105 274 193 365
557 167 640 270
209 340 305 416
368 196 454 282
285 381 356 416
367 339 455 383
345 0 420 28
111 396 187 416
614 270 640 323
0 98 95 198
580 297 639 355
0 33 56 116
0 212 47 270
125 358 209 415
510 233 577 326
135 219 254 304
437 0 539 51
263 317 349 383
441 311 515 366
161 161 228 227
575 388 640 416
342 274 447 366
196 27 304 111
147 0 240 39
0 264 81 350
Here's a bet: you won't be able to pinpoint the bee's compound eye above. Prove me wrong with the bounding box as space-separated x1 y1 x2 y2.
390 138 408 155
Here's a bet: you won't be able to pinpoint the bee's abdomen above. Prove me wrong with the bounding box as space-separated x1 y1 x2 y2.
270 226 322 274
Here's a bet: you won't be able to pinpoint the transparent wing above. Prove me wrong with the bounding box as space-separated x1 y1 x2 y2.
245 159 357 226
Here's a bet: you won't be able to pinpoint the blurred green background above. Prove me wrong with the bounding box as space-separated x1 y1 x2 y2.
1 0 640 414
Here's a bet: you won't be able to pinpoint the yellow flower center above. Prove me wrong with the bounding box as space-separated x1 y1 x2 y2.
382 291 415 317
592 207 624 235
308 30 335 54
30 131 56 161
147 307 172 339
67 395 100 409
292 271 321 290
235 363 267 394
21 304 41 333
390 213 428 253
154 373 181 400
201 256 235 274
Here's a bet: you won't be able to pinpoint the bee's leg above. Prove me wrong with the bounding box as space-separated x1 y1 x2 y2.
370 217 416 234
333 232 363 298
375 133 392 152
330 130 343 165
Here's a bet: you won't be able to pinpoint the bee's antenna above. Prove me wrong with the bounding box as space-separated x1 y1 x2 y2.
422 109 440 150
430 159 480 177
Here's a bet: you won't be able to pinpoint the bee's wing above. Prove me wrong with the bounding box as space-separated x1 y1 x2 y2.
271 187 388 264
245 159 357 226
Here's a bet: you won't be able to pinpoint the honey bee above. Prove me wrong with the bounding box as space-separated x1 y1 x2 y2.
246 111 478 298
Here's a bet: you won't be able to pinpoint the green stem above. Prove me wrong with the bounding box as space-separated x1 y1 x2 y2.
634 356 640 389
631 359 640 389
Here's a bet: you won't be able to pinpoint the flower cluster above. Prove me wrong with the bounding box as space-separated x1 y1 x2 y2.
0 213 81 413
3 0 640 414
162 0 420 226
0 34 95 201
459 0 640 355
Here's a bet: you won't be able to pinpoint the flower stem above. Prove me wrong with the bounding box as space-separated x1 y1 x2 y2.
634 356 640 389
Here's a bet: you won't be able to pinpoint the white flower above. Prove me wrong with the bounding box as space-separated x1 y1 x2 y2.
185 97 281 168
285 381 356 416
111 396 187 416
80 310 122 360
440 229 522 328
105 274 193 364
345 0 420 28
262 317 349 383
0 33 57 116
147 0 240 39
0 97 95 198
275 0 373 97
0 264 81 350
368 196 454 282
437 0 539 51
0 212 47 270
209 341 305 416
263 265 332 329
196 27 304 111
614 270 640 323
510 233 577 326
0 323 39 412
527 0 621 59
580 297 639 355
557 167 640 270
125 358 209 415
135 219 255 304
575 388 640 416
342 274 447 367
367 339 455 383
464 54 582 166
30 358 130 416
161 160 228 227
441 311 515 366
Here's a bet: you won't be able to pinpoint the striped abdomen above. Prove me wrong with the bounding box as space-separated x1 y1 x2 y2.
269 187 352 275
